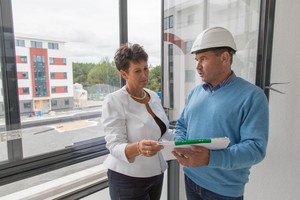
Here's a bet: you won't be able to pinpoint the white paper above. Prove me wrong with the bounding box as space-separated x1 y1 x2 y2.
160 137 230 161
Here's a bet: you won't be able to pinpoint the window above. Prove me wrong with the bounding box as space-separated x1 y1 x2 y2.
65 99 69 105
163 0 262 120
51 99 57 106
22 72 28 78
169 15 174 28
48 42 59 49
23 87 29 94
187 14 194 25
16 39 25 47
164 17 169 30
49 57 54 64
50 72 55 79
51 86 56 93
185 41 194 53
3 0 120 196
20 56 27 63
24 102 31 109
164 16 174 30
31 41 42 48
34 55 45 64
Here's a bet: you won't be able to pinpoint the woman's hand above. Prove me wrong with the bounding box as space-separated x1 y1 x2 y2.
138 139 164 157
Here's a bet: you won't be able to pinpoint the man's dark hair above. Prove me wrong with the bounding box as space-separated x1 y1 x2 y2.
114 43 148 72
194 47 236 64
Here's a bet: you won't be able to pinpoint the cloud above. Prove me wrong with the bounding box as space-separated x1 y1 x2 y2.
12 0 161 66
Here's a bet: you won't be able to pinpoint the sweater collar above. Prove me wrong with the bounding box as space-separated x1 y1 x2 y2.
202 71 237 92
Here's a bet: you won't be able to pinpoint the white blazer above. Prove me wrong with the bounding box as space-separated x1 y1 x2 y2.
101 87 169 178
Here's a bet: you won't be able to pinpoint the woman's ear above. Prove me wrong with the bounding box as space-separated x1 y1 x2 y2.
120 70 127 80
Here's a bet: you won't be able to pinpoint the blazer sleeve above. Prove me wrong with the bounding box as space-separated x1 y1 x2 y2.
101 94 132 163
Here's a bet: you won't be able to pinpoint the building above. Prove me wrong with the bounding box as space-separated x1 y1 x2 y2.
6 33 74 115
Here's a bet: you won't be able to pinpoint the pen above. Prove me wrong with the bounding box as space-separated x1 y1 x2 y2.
175 139 211 146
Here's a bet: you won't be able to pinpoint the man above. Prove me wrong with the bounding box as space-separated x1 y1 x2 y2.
172 27 269 199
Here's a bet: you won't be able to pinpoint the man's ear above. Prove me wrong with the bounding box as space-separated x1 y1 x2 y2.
120 70 127 80
221 51 230 64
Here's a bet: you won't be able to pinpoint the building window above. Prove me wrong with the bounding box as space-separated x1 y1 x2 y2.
20 56 27 63
185 70 195 83
16 39 25 47
185 41 194 53
64 72 67 78
33 55 45 64
24 102 31 109
164 17 169 30
49 57 54 64
51 86 56 93
31 41 43 48
169 15 174 28
63 58 66 64
50 72 55 79
164 16 174 30
51 100 57 107
187 14 194 25
64 86 68 92
65 99 69 105
22 72 28 78
48 42 59 49
23 87 30 94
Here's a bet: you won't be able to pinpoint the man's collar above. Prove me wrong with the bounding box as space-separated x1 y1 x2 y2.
202 71 237 92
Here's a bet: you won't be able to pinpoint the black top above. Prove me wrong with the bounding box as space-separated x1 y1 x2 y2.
153 116 166 136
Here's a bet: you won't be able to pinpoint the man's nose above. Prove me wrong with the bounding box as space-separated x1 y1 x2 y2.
196 61 202 69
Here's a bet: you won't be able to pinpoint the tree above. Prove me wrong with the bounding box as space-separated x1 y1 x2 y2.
73 58 120 87
73 63 95 87
147 65 161 93
87 58 120 86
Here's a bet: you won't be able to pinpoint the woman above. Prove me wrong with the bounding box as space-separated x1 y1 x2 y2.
101 43 169 200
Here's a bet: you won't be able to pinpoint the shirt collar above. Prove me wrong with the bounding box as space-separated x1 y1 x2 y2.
202 71 237 92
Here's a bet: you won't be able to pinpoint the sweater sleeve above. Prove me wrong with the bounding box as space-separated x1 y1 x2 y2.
101 94 133 164
209 90 269 169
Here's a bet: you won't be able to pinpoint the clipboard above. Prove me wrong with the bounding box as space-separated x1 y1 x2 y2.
159 137 230 161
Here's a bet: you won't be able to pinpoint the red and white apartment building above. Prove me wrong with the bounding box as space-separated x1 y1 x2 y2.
4 33 74 115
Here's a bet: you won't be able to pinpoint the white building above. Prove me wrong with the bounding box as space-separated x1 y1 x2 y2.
13 33 73 114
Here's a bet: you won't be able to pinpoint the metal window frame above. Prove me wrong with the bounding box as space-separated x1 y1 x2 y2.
0 0 276 197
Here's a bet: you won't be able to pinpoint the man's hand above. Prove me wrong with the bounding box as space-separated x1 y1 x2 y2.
172 145 210 168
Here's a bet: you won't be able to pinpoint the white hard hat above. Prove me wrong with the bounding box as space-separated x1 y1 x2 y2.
190 27 237 54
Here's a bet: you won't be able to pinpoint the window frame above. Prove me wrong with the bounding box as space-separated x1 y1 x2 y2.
0 0 276 195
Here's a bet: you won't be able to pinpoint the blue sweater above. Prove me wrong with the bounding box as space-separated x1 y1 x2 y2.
175 78 269 197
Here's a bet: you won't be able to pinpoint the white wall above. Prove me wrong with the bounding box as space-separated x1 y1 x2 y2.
245 0 300 199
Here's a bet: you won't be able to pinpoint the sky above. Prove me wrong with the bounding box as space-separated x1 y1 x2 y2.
11 0 161 66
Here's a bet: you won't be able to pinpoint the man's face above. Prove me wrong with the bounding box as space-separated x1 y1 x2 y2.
195 51 226 87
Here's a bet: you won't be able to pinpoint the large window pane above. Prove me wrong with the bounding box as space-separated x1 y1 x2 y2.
0 0 119 193
9 0 119 157
163 0 260 121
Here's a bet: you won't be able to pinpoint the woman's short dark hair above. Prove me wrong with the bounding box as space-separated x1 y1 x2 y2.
114 43 148 72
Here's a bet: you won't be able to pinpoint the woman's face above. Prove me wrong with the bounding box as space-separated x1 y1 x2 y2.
121 60 149 90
